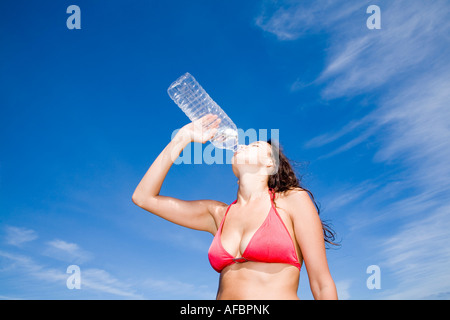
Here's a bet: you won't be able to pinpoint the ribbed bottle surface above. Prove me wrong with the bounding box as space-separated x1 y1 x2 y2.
168 73 239 151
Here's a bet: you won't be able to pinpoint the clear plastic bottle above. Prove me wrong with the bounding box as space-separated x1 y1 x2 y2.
167 72 240 152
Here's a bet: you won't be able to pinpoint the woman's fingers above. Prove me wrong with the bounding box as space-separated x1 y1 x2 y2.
201 115 221 130
188 114 221 143
200 114 217 123
209 118 221 127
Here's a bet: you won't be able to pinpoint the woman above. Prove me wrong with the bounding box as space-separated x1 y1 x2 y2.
132 114 338 300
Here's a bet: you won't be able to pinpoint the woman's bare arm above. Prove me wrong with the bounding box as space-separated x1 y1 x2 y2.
132 114 225 235
286 190 338 300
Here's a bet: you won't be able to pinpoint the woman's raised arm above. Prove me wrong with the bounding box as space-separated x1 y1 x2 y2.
132 114 225 235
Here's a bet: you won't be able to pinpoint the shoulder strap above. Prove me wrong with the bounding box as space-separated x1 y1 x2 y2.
269 188 276 203
218 199 237 231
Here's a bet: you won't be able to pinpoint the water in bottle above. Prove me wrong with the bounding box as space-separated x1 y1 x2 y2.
167 72 241 152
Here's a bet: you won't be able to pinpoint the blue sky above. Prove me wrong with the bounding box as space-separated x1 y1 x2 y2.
1 0 450 300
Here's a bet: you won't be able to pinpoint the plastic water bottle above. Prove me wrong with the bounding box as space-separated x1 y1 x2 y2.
167 72 240 152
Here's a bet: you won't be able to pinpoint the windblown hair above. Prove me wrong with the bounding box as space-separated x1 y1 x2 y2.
267 139 339 248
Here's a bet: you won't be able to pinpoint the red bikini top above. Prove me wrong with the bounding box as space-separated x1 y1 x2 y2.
208 188 301 273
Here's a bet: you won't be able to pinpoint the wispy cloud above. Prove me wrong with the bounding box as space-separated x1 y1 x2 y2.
4 226 38 247
43 239 93 264
0 226 144 299
317 0 449 98
1 225 213 299
255 0 364 41
303 114 371 149
379 205 450 299
256 0 450 98
0 248 143 299
0 249 67 284
320 179 380 214
81 268 144 299
335 280 352 300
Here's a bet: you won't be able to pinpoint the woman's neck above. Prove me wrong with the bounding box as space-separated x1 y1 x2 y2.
236 173 269 204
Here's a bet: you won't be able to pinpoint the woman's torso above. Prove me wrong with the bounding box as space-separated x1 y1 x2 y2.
209 189 303 300
216 262 300 299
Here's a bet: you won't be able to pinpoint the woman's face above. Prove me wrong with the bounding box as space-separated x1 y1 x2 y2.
231 141 274 176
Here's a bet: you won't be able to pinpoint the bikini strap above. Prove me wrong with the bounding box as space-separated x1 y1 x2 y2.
218 199 237 233
225 199 237 219
268 188 275 202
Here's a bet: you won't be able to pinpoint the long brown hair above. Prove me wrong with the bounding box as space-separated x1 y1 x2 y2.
267 139 339 248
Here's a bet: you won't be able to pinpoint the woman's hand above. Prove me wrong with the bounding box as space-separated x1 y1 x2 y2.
132 112 226 235
178 114 221 144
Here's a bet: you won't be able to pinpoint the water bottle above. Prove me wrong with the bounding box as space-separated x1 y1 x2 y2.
167 72 240 152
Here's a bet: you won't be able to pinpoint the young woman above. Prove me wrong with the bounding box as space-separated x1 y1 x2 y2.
132 114 338 300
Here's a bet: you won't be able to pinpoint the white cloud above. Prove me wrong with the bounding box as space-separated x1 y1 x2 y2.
303 113 373 149
320 179 379 216
0 250 67 283
256 0 450 98
298 0 448 99
335 280 352 300
1 227 142 299
378 206 450 299
81 268 144 299
0 249 143 299
255 0 364 41
1 228 197 299
4 226 38 247
43 239 93 264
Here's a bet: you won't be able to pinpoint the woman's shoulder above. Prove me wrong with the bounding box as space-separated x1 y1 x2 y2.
275 187 309 201
274 187 314 215
206 200 230 225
